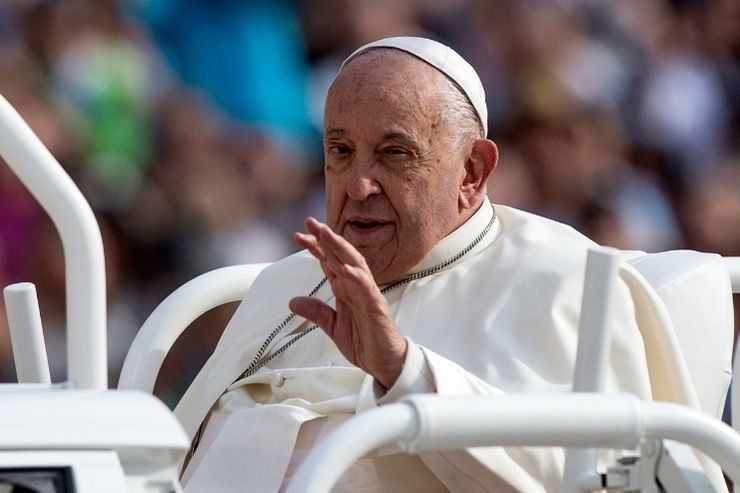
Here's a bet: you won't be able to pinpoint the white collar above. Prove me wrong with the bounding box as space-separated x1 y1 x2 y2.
406 200 499 276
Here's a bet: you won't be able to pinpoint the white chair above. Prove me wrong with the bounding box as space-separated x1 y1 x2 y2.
118 263 270 393
627 250 734 420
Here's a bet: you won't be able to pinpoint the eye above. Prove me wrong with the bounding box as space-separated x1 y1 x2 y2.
384 146 409 156
327 143 352 157
379 146 415 167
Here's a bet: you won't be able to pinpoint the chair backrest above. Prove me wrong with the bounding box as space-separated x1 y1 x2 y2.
626 250 734 419
118 263 270 393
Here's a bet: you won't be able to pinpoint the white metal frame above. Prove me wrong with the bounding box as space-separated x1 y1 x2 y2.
565 247 621 490
285 393 740 493
0 94 106 390
722 257 739 444
3 283 50 384
0 388 188 493
0 450 128 493
1 92 189 492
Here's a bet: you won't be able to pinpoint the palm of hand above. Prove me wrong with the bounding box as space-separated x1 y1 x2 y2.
289 218 407 389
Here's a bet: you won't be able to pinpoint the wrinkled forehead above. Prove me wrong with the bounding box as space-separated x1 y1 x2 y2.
335 37 488 136
326 49 444 110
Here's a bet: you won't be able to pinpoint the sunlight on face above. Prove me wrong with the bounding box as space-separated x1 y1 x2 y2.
323 51 469 284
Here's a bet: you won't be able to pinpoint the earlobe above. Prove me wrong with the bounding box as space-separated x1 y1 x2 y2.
459 139 498 210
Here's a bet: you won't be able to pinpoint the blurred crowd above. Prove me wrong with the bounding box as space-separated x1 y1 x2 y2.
0 0 738 406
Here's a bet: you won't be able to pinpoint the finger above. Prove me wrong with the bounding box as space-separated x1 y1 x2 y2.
306 218 368 270
289 296 337 338
304 218 353 276
341 264 375 292
340 264 387 312
294 231 340 281
293 232 326 262
303 216 325 236
304 218 343 264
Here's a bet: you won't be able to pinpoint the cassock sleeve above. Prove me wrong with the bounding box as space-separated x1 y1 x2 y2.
373 338 436 404
368 340 562 493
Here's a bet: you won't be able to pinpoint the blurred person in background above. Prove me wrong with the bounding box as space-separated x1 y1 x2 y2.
129 0 316 142
634 0 738 192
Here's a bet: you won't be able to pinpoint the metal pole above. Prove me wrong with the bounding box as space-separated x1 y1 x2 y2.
4 283 51 384
285 404 418 493
643 402 740 483
0 94 106 390
564 246 621 492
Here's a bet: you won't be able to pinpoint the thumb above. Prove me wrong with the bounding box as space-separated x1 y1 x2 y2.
289 296 337 337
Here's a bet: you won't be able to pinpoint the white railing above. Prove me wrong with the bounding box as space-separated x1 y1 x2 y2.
0 94 106 390
564 247 621 490
3 283 50 384
286 393 740 493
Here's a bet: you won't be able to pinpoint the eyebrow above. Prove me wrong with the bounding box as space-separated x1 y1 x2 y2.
323 128 418 147
381 131 416 145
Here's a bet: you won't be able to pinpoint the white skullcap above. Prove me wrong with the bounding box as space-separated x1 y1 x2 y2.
341 36 488 136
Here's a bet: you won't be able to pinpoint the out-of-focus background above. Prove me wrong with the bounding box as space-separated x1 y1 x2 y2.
0 0 738 407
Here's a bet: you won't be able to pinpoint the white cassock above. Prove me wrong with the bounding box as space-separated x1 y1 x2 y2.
174 201 660 492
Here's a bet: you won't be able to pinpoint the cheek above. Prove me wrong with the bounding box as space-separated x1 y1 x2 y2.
407 176 460 232
324 178 344 226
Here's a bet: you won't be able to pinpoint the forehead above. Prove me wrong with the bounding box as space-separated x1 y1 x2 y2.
324 51 445 134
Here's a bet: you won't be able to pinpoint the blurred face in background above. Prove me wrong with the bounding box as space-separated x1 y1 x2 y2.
323 50 472 284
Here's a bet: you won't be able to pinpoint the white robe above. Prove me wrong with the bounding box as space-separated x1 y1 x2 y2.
174 202 657 492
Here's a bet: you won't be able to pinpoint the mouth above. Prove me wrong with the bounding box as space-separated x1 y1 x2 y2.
346 217 392 235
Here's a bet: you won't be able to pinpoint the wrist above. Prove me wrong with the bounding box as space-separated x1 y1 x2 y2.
374 338 408 389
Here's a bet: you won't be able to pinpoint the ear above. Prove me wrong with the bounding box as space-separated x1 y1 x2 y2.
459 139 498 211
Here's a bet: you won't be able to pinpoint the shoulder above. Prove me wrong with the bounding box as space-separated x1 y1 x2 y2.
215 249 323 346
494 204 596 250
247 249 324 297
482 204 596 281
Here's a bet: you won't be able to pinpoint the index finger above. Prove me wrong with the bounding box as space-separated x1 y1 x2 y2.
305 217 369 271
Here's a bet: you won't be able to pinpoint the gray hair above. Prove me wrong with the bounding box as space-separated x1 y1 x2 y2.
437 74 486 150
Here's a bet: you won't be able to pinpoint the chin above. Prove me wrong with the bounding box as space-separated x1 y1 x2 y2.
370 263 408 285
364 258 393 283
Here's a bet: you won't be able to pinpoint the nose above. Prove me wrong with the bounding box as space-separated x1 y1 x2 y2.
345 166 381 201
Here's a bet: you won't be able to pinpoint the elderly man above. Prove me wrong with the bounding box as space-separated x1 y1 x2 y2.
174 37 651 492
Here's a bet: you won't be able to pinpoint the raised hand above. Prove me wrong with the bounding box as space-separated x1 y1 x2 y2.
289 217 407 389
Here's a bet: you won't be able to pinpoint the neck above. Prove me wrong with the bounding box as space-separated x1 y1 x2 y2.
405 200 498 276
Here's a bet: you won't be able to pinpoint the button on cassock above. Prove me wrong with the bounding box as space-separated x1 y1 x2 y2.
271 372 286 387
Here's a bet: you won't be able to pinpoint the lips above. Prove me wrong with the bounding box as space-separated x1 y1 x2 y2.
345 216 392 235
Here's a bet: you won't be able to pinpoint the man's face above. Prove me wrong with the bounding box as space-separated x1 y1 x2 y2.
323 51 468 284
